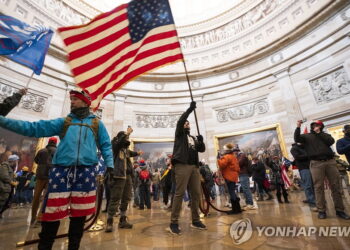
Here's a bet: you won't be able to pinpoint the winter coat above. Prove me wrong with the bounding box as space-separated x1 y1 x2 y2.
290 143 310 171
0 113 113 168
217 153 240 183
0 161 14 194
251 161 266 181
0 93 23 117
238 154 251 176
111 133 138 178
294 127 335 161
34 145 56 180
172 107 205 166
336 136 350 163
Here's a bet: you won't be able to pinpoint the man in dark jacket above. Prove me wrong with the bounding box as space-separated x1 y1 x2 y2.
168 101 206 235
105 127 142 232
336 124 350 163
0 155 18 217
30 137 57 226
294 120 349 220
0 88 27 116
290 143 316 209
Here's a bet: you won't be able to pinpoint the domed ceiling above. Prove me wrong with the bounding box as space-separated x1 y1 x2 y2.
82 0 242 27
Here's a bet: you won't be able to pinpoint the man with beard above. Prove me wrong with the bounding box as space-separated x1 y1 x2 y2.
168 101 206 235
295 120 349 220
0 90 114 249
105 126 142 232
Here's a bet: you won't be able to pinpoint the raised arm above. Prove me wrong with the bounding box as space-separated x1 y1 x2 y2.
175 101 196 137
0 89 26 116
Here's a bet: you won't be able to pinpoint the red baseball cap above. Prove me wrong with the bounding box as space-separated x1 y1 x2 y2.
48 137 58 145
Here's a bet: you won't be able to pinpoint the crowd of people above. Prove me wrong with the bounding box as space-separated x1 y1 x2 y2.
0 89 349 249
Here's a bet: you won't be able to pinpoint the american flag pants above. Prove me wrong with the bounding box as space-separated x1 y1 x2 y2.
41 165 97 221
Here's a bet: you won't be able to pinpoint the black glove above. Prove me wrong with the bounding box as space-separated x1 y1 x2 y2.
189 101 196 110
196 135 203 142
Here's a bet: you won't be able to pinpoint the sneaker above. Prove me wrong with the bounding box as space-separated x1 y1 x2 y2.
246 204 257 210
191 221 207 230
310 206 318 212
318 212 327 219
336 211 350 220
167 223 181 235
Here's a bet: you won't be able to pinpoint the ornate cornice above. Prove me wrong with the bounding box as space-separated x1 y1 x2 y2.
135 113 182 128
215 98 269 122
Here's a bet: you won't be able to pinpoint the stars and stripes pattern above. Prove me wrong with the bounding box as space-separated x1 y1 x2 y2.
58 0 183 109
41 165 97 221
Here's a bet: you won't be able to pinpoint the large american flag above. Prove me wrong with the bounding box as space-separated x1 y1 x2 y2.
58 0 183 109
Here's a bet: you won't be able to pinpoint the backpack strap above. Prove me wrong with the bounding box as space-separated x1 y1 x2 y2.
60 117 100 148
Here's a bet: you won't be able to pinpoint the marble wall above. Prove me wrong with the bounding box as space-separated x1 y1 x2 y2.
0 1 349 170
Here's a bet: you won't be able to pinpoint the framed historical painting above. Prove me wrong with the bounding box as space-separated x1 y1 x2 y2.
214 124 288 160
0 127 44 171
130 139 174 171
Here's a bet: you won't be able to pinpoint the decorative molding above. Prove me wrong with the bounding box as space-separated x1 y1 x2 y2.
216 98 269 122
0 81 47 113
178 0 284 50
309 67 350 104
135 113 182 128
23 0 89 27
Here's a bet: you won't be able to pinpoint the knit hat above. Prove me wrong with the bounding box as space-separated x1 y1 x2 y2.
223 143 234 151
70 90 91 106
138 159 146 166
48 137 58 145
8 154 19 161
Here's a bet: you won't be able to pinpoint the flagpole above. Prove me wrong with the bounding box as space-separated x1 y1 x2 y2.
167 0 201 135
25 71 34 89
181 60 200 135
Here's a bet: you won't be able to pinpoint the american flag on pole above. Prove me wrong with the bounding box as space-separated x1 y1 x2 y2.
58 0 183 109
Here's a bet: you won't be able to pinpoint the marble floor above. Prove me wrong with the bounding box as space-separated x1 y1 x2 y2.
1 190 350 250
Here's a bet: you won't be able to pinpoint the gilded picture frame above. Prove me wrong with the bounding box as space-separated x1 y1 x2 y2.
130 138 174 170
214 124 288 159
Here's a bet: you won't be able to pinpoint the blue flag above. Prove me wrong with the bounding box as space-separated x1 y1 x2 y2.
0 15 53 75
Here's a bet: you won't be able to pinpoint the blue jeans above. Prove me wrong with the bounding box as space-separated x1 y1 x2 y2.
152 184 160 201
225 180 237 201
239 175 253 205
299 169 316 205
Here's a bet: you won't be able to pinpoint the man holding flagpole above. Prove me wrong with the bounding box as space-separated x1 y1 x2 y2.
168 101 206 235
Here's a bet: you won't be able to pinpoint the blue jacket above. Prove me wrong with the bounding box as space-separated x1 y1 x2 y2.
336 137 350 163
0 113 113 168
